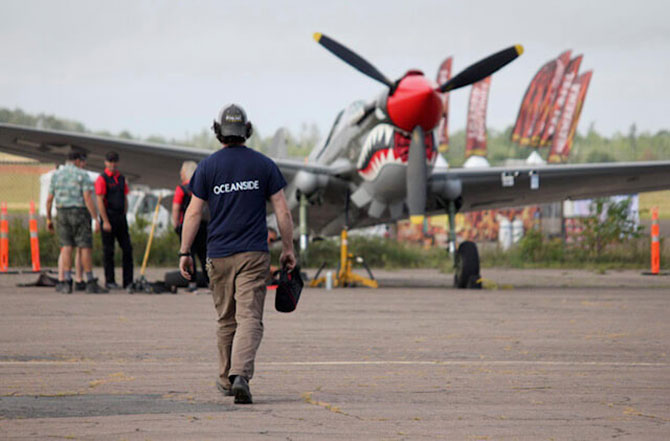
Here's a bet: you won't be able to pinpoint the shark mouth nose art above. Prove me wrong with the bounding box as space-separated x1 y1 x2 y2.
357 124 436 181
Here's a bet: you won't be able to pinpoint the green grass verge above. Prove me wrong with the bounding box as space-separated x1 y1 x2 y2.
5 219 665 272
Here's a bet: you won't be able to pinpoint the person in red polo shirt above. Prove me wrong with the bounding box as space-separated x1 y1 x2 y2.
95 151 134 291
172 160 209 291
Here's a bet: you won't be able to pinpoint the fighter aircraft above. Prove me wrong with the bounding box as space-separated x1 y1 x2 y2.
1 33 670 288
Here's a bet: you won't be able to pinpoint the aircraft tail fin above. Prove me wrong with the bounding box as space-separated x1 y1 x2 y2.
268 127 288 159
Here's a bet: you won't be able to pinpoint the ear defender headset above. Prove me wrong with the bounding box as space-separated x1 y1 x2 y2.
212 103 253 143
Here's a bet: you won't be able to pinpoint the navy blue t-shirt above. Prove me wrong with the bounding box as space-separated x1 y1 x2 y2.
189 145 287 258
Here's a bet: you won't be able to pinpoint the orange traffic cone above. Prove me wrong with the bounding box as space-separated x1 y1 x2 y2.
0 202 7 272
651 206 660 275
29 201 41 272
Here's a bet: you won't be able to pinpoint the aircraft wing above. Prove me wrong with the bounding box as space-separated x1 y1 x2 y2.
428 161 670 212
0 123 214 189
0 123 347 190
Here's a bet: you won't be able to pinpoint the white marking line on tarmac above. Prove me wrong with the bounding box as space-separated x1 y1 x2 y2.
262 360 668 367
0 360 666 367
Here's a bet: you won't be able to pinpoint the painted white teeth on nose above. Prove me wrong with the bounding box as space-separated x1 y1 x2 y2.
357 124 394 170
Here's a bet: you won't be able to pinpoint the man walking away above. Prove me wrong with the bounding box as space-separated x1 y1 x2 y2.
95 151 134 291
46 152 107 294
179 104 296 404
172 160 208 292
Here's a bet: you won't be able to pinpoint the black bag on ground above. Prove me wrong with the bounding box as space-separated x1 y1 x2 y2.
164 271 208 290
17 273 58 287
275 265 303 313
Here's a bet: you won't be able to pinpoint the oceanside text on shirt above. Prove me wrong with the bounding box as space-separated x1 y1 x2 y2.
212 180 260 195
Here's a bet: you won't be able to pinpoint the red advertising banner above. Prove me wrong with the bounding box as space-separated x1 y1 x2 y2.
529 50 572 147
435 57 452 152
512 63 547 143
564 71 593 157
548 71 592 162
514 61 555 145
522 60 557 146
465 76 492 158
540 55 583 148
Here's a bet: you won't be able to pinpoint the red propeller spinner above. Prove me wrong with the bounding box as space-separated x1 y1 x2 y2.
386 71 443 133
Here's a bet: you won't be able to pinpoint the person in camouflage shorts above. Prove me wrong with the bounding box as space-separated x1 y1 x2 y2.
46 152 107 294
56 207 93 248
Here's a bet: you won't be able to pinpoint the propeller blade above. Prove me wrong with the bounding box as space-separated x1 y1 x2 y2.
438 45 523 93
406 126 427 225
314 32 394 88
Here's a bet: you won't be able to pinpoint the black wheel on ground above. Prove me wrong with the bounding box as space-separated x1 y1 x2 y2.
454 241 481 289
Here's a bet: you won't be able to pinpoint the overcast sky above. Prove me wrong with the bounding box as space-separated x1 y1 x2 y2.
2 0 669 141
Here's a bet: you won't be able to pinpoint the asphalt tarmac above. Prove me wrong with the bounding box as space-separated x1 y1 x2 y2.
1 267 669 440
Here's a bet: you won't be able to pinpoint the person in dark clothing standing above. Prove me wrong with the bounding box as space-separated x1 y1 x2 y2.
95 151 134 291
172 160 209 291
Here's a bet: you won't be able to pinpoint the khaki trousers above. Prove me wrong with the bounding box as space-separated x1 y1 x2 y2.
207 252 270 388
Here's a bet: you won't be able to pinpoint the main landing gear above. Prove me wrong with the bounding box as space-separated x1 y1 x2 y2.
445 198 481 289
454 241 481 289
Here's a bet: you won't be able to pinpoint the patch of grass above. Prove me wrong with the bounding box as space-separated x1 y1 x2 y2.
639 190 670 220
477 229 665 271
287 236 447 269
0 163 53 211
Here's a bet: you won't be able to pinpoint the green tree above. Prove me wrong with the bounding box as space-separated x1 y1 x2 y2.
579 197 644 258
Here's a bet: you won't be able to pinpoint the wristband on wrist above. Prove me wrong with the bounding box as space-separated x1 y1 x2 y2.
178 252 191 258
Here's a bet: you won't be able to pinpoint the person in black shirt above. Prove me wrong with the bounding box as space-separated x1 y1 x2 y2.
95 151 134 291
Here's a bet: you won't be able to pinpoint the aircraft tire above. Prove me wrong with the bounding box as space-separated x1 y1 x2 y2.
454 241 481 289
